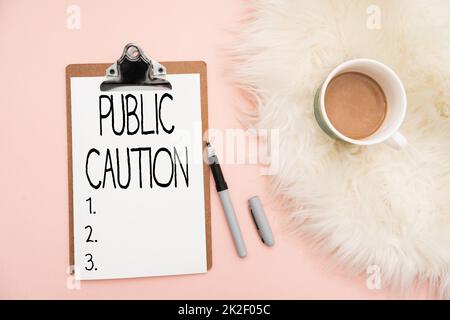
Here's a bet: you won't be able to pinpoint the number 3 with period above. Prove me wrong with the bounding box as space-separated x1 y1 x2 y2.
84 253 97 271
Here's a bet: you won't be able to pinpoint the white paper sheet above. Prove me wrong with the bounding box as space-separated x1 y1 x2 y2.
70 74 207 280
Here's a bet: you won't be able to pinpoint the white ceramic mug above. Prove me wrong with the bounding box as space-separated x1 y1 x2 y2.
314 58 407 149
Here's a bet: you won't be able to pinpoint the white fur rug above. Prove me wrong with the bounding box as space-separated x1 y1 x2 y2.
230 0 450 298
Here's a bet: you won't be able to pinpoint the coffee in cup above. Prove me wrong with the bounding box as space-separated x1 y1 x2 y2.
324 72 387 140
314 59 408 149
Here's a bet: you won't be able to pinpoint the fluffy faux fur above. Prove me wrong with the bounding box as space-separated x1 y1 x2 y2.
230 0 450 298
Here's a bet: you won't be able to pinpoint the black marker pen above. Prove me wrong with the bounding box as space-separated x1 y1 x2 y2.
206 142 247 258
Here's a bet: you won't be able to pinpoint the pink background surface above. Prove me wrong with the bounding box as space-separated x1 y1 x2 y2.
0 0 432 299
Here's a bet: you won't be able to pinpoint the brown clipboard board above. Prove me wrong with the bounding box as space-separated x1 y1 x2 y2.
66 61 212 273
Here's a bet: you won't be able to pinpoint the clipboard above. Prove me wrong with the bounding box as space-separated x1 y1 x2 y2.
66 44 212 276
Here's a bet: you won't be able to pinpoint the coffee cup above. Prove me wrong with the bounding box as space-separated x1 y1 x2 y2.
314 59 407 149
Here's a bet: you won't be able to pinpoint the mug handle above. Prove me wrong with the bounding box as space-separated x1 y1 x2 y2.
385 132 408 149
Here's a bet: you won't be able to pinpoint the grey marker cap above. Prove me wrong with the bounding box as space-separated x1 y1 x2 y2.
248 196 274 247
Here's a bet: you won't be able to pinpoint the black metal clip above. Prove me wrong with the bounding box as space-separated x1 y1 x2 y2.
100 43 172 91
